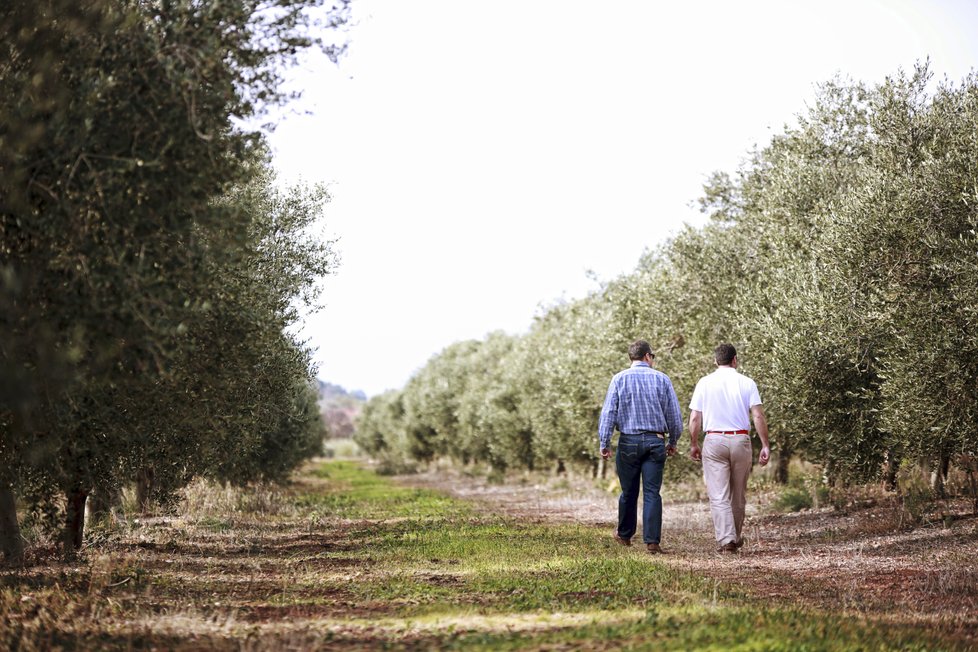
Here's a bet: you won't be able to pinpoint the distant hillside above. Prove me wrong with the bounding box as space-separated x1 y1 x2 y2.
317 381 366 439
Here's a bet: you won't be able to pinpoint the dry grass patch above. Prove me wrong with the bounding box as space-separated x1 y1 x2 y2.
1 460 974 650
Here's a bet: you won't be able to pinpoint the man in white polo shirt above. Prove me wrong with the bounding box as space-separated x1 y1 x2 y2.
688 343 770 553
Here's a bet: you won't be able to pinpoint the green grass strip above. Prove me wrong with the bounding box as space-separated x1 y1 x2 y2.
299 461 966 651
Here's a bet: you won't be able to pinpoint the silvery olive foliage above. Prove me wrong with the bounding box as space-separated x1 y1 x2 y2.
360 63 977 492
1 0 344 560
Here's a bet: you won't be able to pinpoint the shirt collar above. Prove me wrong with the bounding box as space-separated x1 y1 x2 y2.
631 361 651 368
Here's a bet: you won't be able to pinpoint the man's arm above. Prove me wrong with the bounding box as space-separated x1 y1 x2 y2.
750 404 770 466
688 410 703 461
663 380 683 457
598 379 619 459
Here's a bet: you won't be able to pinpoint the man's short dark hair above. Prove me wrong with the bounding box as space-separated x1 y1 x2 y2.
715 343 737 366
629 340 653 361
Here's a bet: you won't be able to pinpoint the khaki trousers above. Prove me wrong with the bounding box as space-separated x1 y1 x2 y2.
702 434 752 546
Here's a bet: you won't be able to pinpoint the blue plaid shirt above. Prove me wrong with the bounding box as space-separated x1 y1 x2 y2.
598 361 684 450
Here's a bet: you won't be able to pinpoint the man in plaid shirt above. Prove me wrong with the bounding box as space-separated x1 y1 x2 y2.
599 340 683 554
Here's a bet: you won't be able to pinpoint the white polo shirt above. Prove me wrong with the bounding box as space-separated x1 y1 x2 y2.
689 367 762 432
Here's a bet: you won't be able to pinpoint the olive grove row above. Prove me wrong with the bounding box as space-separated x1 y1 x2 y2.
357 65 978 494
0 0 347 563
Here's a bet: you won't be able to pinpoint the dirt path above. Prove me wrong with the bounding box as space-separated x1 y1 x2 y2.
395 467 978 642
4 461 976 650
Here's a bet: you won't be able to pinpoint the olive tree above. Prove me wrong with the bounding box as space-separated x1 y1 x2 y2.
455 331 534 474
1 0 343 559
816 67 978 489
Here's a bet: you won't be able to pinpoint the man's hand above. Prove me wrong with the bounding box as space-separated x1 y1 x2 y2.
666 444 676 457
758 445 770 466
601 448 612 459
689 444 702 462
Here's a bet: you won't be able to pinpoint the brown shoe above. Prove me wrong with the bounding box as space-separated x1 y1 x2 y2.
734 538 745 550
613 531 632 547
717 541 738 553
646 543 662 554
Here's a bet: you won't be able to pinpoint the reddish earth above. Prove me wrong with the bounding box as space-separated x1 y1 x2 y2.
396 466 978 639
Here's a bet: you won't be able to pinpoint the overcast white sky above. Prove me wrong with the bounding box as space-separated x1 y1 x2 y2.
265 0 978 398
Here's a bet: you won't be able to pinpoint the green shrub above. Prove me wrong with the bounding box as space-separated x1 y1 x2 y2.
375 452 419 476
773 472 830 512
774 486 813 512
896 461 934 526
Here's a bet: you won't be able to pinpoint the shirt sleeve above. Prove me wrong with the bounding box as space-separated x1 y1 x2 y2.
662 378 684 447
598 377 619 450
689 379 704 412
749 379 762 408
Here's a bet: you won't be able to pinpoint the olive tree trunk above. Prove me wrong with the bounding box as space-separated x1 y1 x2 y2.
136 466 155 514
932 452 951 498
0 483 24 566
884 449 900 491
774 447 791 485
966 464 978 516
63 487 90 556
88 483 122 524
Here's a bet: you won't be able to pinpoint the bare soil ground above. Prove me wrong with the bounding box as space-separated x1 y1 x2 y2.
396 467 978 642
4 463 976 650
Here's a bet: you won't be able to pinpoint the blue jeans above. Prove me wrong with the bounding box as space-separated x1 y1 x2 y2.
615 433 667 544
